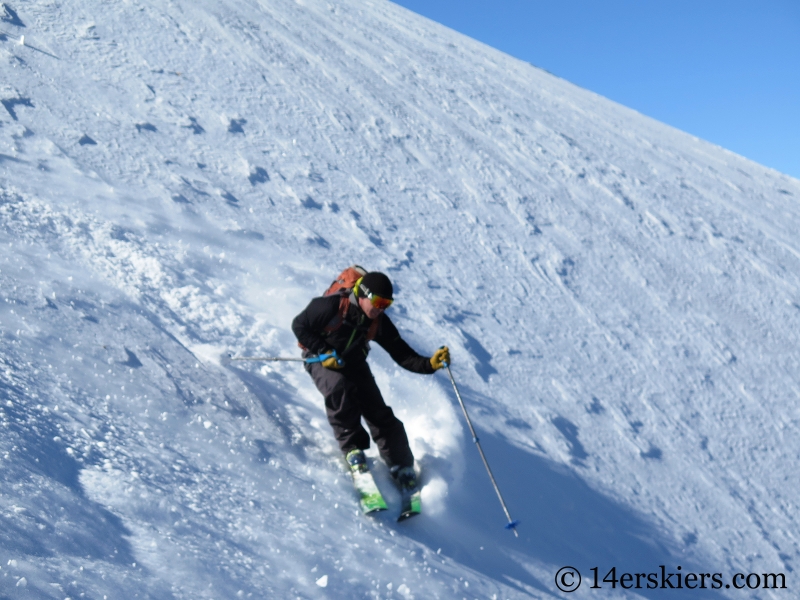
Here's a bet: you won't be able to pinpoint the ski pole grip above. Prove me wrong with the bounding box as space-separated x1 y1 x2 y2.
306 350 344 366
306 353 332 364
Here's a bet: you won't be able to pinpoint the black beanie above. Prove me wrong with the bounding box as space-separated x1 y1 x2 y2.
358 272 393 299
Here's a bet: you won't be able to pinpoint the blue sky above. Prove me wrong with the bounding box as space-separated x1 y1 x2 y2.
392 0 800 180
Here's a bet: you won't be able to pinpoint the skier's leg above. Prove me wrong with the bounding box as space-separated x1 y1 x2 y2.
306 362 370 453
352 363 414 470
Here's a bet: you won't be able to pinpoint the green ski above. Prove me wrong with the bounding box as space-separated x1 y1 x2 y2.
346 449 387 514
398 488 421 521
394 465 421 522
352 469 388 514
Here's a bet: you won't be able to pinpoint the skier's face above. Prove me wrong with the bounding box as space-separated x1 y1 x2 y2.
358 295 385 319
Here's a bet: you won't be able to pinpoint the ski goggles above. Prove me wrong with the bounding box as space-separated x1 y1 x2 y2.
366 292 393 310
357 278 394 309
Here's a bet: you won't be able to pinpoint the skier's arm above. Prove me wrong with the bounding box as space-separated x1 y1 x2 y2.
291 296 341 355
375 316 435 374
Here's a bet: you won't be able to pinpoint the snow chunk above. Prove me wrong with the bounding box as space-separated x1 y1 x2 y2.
187 342 228 366
420 476 448 517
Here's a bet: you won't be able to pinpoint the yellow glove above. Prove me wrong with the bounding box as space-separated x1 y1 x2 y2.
320 350 345 369
430 346 450 371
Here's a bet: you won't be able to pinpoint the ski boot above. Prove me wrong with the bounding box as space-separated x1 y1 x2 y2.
346 448 368 473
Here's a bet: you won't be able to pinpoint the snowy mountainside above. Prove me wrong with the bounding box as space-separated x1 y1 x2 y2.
2 0 800 598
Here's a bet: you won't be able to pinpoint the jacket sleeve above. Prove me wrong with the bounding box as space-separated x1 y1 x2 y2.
374 315 435 374
291 296 340 355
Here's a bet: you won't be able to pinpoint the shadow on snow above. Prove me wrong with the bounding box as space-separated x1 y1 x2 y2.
398 413 727 598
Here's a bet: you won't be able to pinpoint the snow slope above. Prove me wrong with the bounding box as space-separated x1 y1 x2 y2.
2 0 800 598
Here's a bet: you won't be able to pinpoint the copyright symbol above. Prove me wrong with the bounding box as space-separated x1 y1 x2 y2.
555 566 581 593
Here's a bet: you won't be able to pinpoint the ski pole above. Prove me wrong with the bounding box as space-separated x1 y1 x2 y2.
444 360 520 537
229 351 344 366
230 356 307 362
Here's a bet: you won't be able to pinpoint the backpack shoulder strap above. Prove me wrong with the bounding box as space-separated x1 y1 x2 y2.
323 294 351 334
366 315 380 341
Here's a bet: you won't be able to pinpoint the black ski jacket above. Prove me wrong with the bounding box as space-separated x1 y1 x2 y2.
291 294 434 374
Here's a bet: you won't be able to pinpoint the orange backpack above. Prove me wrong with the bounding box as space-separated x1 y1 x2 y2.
324 265 367 297
321 265 379 343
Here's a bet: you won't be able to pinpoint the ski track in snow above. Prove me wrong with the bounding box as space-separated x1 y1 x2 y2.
2 0 800 598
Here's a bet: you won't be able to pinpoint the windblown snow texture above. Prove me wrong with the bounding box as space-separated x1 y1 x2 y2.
1 0 799 598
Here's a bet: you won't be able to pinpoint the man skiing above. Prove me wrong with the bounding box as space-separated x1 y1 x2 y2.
291 269 449 502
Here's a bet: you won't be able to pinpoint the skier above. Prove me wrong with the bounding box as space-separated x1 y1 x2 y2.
292 270 449 497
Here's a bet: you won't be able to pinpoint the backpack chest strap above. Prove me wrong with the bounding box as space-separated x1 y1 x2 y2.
323 296 380 349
